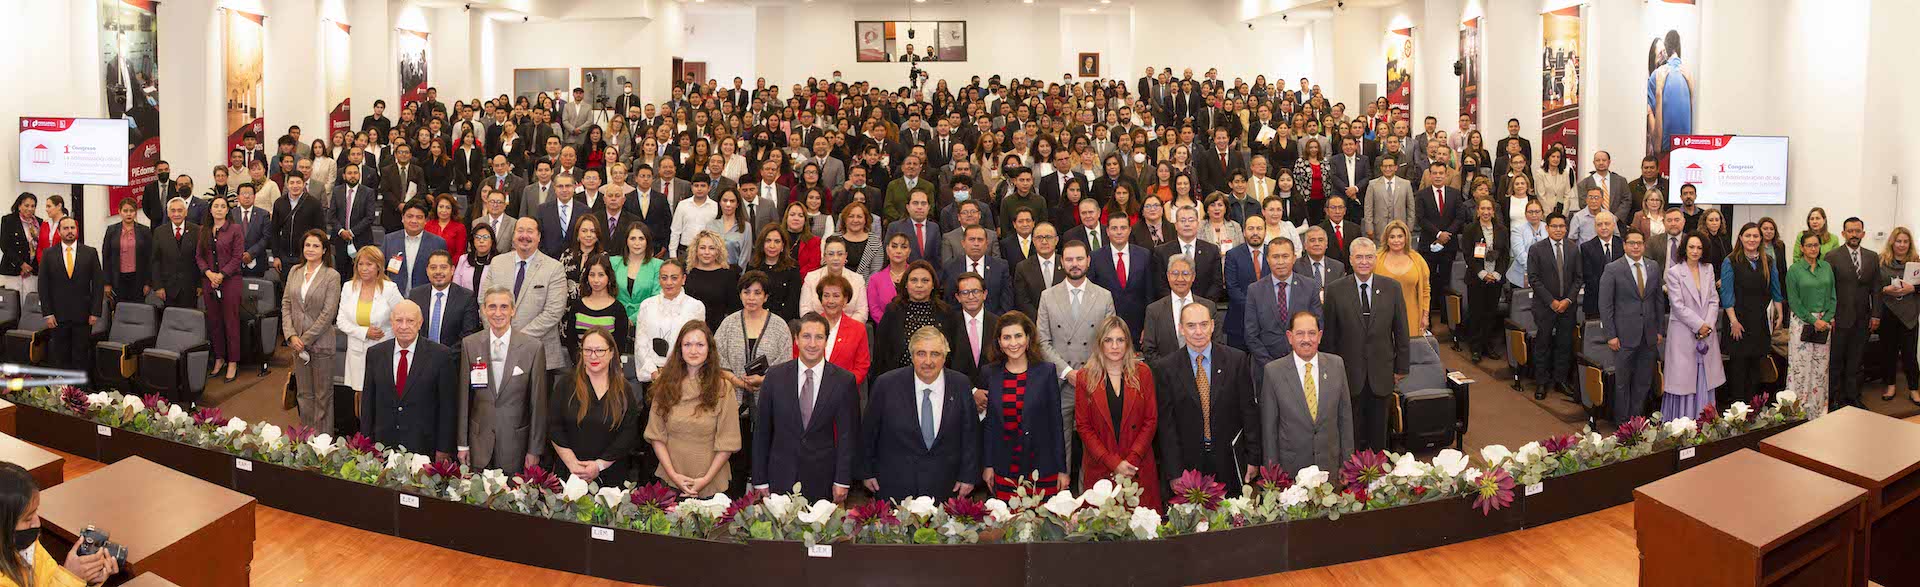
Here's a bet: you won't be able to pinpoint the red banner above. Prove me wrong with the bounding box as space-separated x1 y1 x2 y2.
100 0 162 213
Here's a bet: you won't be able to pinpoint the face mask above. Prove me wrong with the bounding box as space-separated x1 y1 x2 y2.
13 526 38 550
1133 153 1147 163
953 190 970 202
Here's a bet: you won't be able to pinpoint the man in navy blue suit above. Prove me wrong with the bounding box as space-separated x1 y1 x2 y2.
753 313 861 503
1222 216 1266 349
1091 214 1154 338
233 183 274 277
859 327 979 501
381 199 448 294
1245 238 1323 368
361 301 460 460
942 225 1012 313
535 174 587 258
884 188 942 265
1326 137 1371 225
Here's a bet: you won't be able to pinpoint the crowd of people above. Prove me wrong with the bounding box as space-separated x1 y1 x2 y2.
2 66 1913 508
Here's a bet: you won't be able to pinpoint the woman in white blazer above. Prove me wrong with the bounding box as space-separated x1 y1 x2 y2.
335 246 405 398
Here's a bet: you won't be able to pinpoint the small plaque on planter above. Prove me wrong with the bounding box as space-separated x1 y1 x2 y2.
591 527 614 542
95 425 111 436
807 544 833 558
1679 447 1696 460
1524 482 1543 496
234 459 252 471
400 494 420 508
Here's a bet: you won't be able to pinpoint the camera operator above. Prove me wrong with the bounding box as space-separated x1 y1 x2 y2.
0 462 119 586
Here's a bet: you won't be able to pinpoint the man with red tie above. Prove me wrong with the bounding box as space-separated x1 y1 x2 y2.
361 301 460 461
884 188 942 265
1316 196 1363 269
1091 214 1153 340
1414 165 1467 318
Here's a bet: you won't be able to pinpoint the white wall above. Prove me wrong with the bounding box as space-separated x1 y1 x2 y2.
751 3 1063 91
0 0 104 246
685 6 757 86
485 2 683 104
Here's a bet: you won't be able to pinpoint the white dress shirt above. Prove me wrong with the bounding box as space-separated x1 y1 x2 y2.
670 196 720 252
1169 292 1194 326
392 339 419 384
634 292 707 381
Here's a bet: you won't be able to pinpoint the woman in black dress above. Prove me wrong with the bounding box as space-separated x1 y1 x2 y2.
1720 222 1784 403
746 225 801 321
873 261 961 376
682 230 742 329
548 328 643 486
1461 197 1511 362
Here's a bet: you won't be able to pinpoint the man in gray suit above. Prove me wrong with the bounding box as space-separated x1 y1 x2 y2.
1295 226 1348 287
1318 237 1408 451
940 200 998 267
804 136 846 191
1574 150 1633 220
459 287 549 474
1598 231 1665 424
1646 207 1688 270
1247 238 1324 368
1035 240 1112 459
1259 310 1354 475
740 181 780 235
1362 156 1415 239
562 87 594 143
1139 254 1221 362
482 217 572 376
519 160 557 219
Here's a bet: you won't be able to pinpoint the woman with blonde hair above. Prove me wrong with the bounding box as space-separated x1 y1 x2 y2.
1374 220 1433 335
337 245 403 423
1072 315 1161 508
646 321 741 497
1876 226 1920 404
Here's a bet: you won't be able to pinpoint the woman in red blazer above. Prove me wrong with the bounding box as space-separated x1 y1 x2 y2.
197 192 247 382
799 272 871 387
1074 315 1162 510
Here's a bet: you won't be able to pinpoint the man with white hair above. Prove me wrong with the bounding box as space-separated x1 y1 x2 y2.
361 300 460 460
1316 237 1408 452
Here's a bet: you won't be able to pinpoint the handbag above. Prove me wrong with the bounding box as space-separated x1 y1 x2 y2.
1799 323 1830 345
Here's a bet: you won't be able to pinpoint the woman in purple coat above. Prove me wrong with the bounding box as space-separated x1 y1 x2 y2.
198 188 247 383
1662 232 1724 416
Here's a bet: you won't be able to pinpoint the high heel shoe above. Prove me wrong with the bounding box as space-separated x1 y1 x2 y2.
223 364 238 383
209 360 225 375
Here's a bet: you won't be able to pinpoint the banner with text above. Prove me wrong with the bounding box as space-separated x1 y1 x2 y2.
397 28 430 111
1645 0 1699 173
1541 6 1584 174
325 20 352 135
1385 28 1414 119
99 0 161 211
1460 17 1481 129
224 9 265 154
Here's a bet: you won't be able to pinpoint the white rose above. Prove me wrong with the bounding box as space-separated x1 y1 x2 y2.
561 475 591 501
1277 485 1310 507
481 469 510 494
1725 402 1751 422
164 404 190 425
308 433 336 457
445 485 464 501
384 451 407 471
1081 479 1117 508
797 500 838 525
597 487 627 508
1480 444 1512 467
1295 466 1329 489
256 423 284 449
1430 449 1471 477
1219 496 1250 516
1042 492 1083 518
1127 506 1161 540
221 417 248 435
1584 431 1607 449
1664 417 1697 437
1389 453 1427 478
984 499 1014 523
1776 390 1798 405
763 493 796 519
902 496 939 519
1461 468 1483 483
1515 442 1546 465
86 392 113 409
683 494 731 517
407 453 431 475
119 394 144 412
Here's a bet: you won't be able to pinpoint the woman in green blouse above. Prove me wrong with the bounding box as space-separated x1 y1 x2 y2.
1805 207 1839 256
611 223 662 321
1785 231 1837 418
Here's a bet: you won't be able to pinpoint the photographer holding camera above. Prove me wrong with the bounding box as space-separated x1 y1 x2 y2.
0 463 119 586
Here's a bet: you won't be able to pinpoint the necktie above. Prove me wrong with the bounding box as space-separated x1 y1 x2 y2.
920 389 937 449
242 209 250 227
1116 250 1128 290
1303 360 1319 422
1359 282 1373 325
176 226 183 240
1020 238 1031 257
801 368 818 427
969 316 982 362
1252 249 1263 278
396 349 411 398
1071 288 1082 314
430 291 445 342
1603 241 1611 260
64 246 73 277
1315 261 1324 282
1554 241 1565 275
971 260 981 276
1220 153 1228 171
513 260 527 298
1195 354 1213 441
1277 278 1289 313
559 203 571 233
915 222 926 256
1634 261 1645 297
1335 225 1344 248
1184 243 1194 259
1853 249 1863 277
1435 188 1444 213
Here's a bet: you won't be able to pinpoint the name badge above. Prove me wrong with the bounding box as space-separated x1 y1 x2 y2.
388 254 404 275
471 359 489 387
1473 243 1488 259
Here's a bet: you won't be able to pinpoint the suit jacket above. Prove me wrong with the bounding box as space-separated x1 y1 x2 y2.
280 266 341 356
1317 220 1362 268
1362 176 1415 238
1012 255 1066 318
1091 244 1155 336
1139 295 1222 362
1627 176 1670 217
1648 231 1687 270
858 368 980 501
885 218 943 266
998 233 1036 268
378 163 427 230
1196 147 1247 194
458 329 549 473
1827 246 1882 328
1319 275 1410 395
534 199 589 259
628 190 674 251
482 174 529 219
978 361 1067 479
1245 273 1325 367
361 339 460 455
1574 171 1633 219
329 184 378 248
37 243 101 322
149 222 200 305
482 252 572 370
1579 236 1626 316
942 255 1013 315
1599 256 1667 348
1259 353 1354 474
234 206 273 275
1327 154 1371 203
752 360 861 501
1413 185 1468 247
1526 238 1582 317
272 193 327 266
939 227 1000 268
1038 171 1087 211
945 309 1000 387
100 222 152 288
1294 255 1347 287
518 182 558 219
381 231 449 294
1154 240 1224 302
409 284 481 347
1154 344 1259 487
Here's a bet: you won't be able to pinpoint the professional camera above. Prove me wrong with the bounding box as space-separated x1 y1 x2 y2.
78 525 128 569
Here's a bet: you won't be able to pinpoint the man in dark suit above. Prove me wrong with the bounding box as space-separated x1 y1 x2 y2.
361 300 459 459
1578 213 1626 318
942 226 1012 314
37 218 101 369
884 189 942 266
1246 238 1324 368
1318 237 1409 451
1155 303 1259 496
480 156 527 221
1140 254 1221 362
1826 218 1880 410
1598 231 1665 424
361 100 393 138
535 175 588 259
459 287 548 474
1296 226 1348 286
1414 165 1468 316
753 313 861 503
1223 216 1267 349
1012 223 1065 318
379 144 427 233
946 273 1000 388
1037 152 1085 211
859 328 979 501
1090 215 1155 340
382 201 449 294
1061 198 1107 252
150 197 200 309
1526 213 1581 400
141 160 177 226
271 172 326 276
1156 204 1223 303
101 198 152 306
1196 128 1246 195
409 251 481 347
997 208 1039 268
330 163 378 270
1327 138 1371 225
1316 196 1362 268
233 184 274 278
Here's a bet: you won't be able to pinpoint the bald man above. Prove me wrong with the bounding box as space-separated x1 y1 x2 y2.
361 300 461 460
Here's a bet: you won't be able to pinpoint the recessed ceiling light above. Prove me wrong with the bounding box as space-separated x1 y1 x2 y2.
1100 0 1111 3
1088 7 1097 11
1023 0 1033 3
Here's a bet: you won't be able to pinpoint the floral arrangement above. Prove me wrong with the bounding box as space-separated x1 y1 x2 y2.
4 384 1805 544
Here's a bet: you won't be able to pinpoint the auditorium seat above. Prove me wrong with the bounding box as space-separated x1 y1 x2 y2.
1393 335 1463 451
1504 288 1536 390
91 303 160 394
240 277 280 364
138 308 212 405
1576 318 1614 428
2 293 47 366
0 288 19 332
1444 257 1466 350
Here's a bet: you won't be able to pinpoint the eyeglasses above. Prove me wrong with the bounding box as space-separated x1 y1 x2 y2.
581 347 612 357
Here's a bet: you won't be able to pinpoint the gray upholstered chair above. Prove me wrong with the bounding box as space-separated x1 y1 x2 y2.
1504 288 1537 390
138 308 212 404
0 289 19 332
240 277 281 365
91 303 161 393
2 293 46 365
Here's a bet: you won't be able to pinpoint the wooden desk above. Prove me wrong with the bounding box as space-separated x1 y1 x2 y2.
1759 407 1920 587
0 398 16 436
0 432 62 489
36 457 255 587
121 572 182 587
1634 449 1867 587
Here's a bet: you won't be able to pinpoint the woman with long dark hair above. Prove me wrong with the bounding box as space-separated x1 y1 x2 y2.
746 225 800 321
199 190 246 382
1 193 44 297
1461 197 1509 362
0 462 118 586
548 327 643 486
1719 222 1784 402
453 223 497 294
874 260 959 374
564 255 633 356
283 230 342 432
645 321 741 497
979 312 1067 500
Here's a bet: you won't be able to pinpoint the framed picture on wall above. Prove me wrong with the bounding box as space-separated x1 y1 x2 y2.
582 67 642 112
1078 53 1100 78
854 20 968 62
513 68 568 103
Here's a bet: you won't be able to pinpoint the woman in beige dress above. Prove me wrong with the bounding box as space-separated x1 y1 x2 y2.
281 229 341 432
644 321 742 497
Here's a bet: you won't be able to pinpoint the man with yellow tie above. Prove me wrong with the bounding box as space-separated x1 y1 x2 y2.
1257 310 1353 475
37 217 102 369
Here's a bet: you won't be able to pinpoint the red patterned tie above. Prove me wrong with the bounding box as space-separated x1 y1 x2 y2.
396 349 411 398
